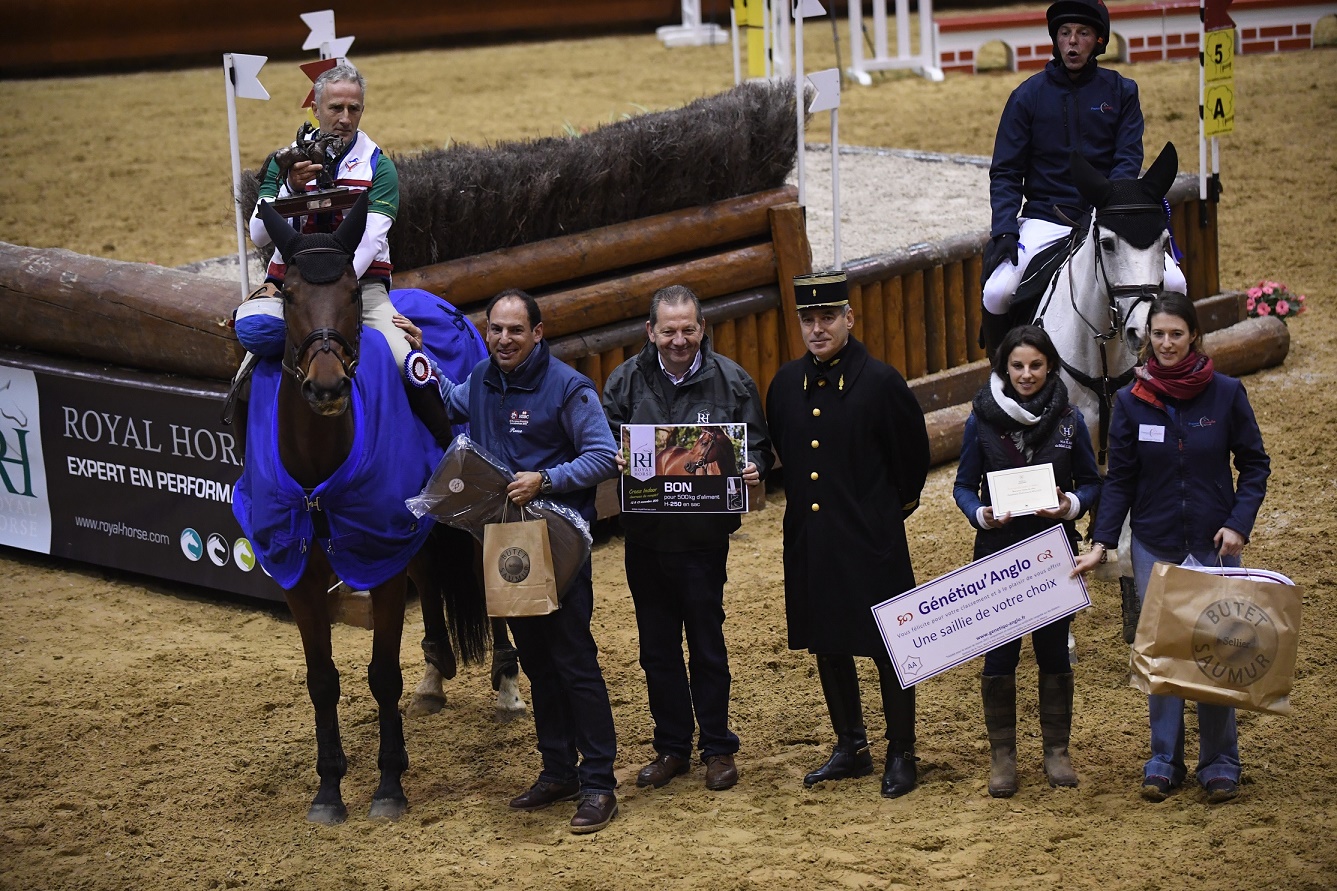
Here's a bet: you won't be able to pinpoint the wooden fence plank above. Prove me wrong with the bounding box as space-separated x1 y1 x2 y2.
964 254 986 362
736 312 761 383
884 276 908 375
861 280 886 367
944 261 968 368
712 317 737 363
849 283 865 343
925 265 948 373
902 272 927 379
769 202 813 364
758 308 781 395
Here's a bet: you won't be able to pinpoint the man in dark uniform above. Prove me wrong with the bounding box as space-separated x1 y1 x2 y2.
765 271 931 798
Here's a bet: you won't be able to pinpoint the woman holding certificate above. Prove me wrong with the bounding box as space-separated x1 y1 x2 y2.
954 325 1101 797
1072 292 1270 804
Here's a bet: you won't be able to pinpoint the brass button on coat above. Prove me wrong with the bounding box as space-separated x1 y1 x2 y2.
812 408 821 417
811 439 819 448
810 471 819 481
811 503 820 512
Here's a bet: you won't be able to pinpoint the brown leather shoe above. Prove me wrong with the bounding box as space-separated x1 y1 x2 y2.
569 793 618 834
704 754 739 791
508 779 580 811
635 753 689 789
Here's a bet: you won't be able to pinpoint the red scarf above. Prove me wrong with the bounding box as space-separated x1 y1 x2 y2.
1132 351 1215 406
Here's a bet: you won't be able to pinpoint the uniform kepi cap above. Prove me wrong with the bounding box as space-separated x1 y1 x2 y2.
793 271 850 309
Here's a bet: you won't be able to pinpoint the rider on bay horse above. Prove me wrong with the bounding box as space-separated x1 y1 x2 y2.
231 63 454 446
981 0 1186 353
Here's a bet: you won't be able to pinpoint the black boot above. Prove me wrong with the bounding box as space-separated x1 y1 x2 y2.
980 309 1014 359
1120 576 1142 645
405 383 456 449
881 747 918 799
877 660 918 798
804 655 873 787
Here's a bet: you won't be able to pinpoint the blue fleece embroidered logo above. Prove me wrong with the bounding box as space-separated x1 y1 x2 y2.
1187 416 1217 428
509 409 530 428
1090 102 1114 113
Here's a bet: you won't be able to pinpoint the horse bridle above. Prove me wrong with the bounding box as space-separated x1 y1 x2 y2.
1039 203 1165 462
684 431 719 474
280 248 363 386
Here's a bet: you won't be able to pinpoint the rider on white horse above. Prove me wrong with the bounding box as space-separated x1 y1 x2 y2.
981 0 1185 349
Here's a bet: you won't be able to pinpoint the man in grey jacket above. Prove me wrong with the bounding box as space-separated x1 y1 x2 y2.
602 285 772 792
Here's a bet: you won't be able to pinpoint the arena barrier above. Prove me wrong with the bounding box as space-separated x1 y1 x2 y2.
934 0 1337 74
3 166 1287 603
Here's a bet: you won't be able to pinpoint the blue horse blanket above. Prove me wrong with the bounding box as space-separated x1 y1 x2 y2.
232 289 485 590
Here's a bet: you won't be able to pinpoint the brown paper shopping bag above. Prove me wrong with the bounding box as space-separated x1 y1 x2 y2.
482 504 559 618
1130 561 1302 715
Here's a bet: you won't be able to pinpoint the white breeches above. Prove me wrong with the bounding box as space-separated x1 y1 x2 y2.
983 218 1187 315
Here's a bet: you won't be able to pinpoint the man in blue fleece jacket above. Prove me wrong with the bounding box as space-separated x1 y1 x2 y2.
437 288 621 835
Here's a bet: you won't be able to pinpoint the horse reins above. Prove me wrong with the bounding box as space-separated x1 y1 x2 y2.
280 248 364 385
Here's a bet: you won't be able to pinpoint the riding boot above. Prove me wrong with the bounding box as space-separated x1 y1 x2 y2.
803 655 873 787
980 309 1013 358
404 383 456 449
1038 672 1079 788
877 660 918 798
1120 576 1142 645
982 674 1018 798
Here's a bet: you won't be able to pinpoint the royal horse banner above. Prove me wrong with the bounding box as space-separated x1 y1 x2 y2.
0 349 284 602
619 423 748 514
872 525 1090 687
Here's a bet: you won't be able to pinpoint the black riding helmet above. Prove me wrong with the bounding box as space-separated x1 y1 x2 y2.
1047 0 1110 59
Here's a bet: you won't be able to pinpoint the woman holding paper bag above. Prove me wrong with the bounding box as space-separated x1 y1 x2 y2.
954 325 1102 797
1072 292 1270 804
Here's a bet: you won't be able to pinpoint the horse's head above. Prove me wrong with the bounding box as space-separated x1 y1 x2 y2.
258 193 368 416
1072 142 1178 356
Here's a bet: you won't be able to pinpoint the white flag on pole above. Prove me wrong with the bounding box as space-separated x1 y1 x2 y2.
796 0 826 18
300 10 337 50
231 53 270 101
807 68 840 113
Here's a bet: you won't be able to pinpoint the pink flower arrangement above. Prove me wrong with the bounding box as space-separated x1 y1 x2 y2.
1246 280 1307 322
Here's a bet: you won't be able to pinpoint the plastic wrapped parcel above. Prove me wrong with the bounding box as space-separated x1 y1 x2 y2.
407 435 593 596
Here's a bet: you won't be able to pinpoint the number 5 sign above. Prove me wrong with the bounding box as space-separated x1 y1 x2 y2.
1204 29 1235 82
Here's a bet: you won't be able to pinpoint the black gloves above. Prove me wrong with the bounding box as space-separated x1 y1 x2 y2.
981 232 1019 282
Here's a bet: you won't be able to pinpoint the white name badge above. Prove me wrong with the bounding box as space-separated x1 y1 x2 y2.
1139 424 1165 443
872 525 1091 687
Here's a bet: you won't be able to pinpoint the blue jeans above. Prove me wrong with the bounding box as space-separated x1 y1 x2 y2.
507 560 618 795
1130 536 1241 787
625 542 740 759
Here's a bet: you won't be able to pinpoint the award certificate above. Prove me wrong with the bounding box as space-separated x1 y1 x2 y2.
986 463 1059 517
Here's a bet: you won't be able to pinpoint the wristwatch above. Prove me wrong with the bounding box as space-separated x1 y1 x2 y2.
1094 543 1109 564
539 470 553 495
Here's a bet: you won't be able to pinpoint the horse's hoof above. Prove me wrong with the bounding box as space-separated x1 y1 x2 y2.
496 676 527 720
368 796 408 822
408 691 446 717
306 802 348 825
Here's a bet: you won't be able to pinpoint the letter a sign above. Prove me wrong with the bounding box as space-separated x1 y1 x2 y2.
1204 82 1235 137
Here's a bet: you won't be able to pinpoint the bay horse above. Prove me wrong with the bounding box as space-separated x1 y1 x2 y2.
656 426 739 477
242 194 492 823
1027 141 1180 646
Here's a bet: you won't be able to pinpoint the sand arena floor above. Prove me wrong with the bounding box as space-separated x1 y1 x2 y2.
2 19 1336 891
